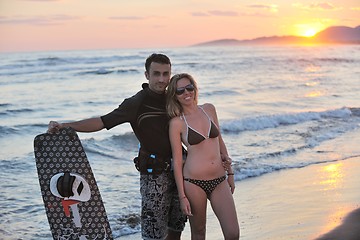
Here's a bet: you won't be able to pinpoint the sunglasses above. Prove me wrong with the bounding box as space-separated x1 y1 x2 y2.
175 84 195 95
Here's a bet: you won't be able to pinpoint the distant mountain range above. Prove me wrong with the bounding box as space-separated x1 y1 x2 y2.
192 25 360 46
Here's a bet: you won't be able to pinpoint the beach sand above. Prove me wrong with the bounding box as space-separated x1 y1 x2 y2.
119 156 360 239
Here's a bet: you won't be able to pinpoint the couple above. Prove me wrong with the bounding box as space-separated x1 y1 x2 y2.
47 53 239 240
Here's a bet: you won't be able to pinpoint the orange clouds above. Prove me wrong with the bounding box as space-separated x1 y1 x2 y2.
293 2 340 11
0 1 359 52
0 15 81 25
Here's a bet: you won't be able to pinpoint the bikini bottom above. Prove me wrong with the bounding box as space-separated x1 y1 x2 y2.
184 175 226 199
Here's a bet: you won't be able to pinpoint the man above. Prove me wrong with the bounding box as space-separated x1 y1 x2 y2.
48 53 186 240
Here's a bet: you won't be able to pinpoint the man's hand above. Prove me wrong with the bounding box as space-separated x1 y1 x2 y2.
221 155 232 171
47 121 63 133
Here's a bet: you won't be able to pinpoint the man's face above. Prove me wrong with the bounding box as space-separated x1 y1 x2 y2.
145 62 171 94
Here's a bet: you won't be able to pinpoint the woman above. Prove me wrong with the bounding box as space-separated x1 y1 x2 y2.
167 73 239 240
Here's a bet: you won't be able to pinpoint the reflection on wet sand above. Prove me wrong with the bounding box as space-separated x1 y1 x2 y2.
316 208 360 240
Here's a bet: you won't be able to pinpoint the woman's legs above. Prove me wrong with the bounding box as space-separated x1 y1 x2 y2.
184 181 208 240
210 180 240 240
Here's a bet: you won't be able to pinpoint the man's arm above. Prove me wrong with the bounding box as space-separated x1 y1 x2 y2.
48 117 105 133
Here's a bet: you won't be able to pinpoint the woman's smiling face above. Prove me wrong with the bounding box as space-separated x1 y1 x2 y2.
176 77 195 105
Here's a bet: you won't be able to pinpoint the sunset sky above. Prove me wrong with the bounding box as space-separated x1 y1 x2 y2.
0 0 359 53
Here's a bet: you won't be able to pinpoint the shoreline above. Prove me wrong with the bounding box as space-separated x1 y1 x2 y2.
117 156 360 239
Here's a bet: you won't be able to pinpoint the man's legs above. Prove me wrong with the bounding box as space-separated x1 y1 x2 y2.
167 173 187 240
140 173 170 239
140 172 186 240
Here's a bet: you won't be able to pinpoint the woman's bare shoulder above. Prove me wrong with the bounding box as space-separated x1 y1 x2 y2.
201 103 216 114
169 116 183 126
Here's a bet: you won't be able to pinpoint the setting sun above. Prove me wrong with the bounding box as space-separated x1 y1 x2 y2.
304 29 317 37
294 23 325 38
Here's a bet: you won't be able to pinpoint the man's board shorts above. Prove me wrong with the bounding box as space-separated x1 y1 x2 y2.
140 171 187 240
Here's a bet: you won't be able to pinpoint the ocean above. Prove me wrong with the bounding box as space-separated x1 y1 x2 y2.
0 45 359 239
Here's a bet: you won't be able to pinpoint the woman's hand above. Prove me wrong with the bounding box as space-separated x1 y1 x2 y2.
227 174 235 194
180 196 193 217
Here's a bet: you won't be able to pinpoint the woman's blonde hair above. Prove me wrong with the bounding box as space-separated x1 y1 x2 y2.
166 73 198 118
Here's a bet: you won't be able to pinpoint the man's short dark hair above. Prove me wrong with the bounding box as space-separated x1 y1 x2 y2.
145 53 171 73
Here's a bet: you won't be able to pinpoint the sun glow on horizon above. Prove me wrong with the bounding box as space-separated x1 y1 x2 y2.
303 29 317 37
294 23 325 37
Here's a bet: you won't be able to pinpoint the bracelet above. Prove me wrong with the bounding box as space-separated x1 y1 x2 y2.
227 173 234 176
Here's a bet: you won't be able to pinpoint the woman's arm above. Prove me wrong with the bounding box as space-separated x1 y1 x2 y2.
205 103 236 193
169 118 192 216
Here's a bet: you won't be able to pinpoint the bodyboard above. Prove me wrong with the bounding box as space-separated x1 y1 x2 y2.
34 127 113 239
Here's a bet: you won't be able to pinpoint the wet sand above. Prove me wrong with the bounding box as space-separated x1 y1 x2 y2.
118 156 360 239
